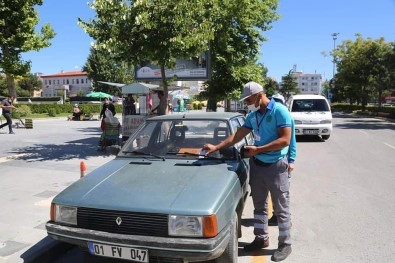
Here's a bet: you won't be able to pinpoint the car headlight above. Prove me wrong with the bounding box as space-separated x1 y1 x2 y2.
51 204 77 225
169 215 217 238
320 119 332 124
294 120 303 124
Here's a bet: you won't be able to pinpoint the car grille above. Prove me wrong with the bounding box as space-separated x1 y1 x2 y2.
77 207 169 237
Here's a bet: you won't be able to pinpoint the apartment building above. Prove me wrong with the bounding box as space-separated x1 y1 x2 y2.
40 70 92 97
291 71 322 95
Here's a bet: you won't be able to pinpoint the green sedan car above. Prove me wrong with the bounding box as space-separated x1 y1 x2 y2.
46 112 253 263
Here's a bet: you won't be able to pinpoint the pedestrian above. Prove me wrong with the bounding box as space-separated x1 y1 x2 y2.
203 82 294 262
268 93 297 226
72 104 83 120
0 95 17 134
99 97 116 130
100 97 116 119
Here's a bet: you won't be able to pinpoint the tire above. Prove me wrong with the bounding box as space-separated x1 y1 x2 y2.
214 212 238 263
322 135 330 140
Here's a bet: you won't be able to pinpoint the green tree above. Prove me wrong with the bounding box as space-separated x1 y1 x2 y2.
279 70 299 102
18 73 42 97
264 77 280 97
204 0 279 111
83 47 135 96
0 0 55 97
0 74 7 96
79 0 216 115
334 35 395 108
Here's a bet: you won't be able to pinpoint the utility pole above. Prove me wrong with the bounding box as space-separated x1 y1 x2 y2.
331 33 339 78
329 33 339 101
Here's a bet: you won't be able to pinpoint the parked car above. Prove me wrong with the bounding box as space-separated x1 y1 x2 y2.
288 94 332 140
46 112 253 263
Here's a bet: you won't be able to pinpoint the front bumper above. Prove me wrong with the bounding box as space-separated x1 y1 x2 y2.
46 220 231 262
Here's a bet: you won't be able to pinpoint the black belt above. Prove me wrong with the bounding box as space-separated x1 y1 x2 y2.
252 157 274 167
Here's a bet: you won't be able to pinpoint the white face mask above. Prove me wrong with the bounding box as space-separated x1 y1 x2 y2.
247 104 259 112
247 96 260 112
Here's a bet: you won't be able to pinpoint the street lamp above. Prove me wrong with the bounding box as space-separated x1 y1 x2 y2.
331 32 339 77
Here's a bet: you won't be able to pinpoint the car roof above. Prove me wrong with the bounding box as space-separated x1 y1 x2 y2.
147 112 243 121
291 94 328 100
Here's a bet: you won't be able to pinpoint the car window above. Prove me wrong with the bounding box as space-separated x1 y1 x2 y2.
291 99 330 112
119 119 236 160
236 116 254 145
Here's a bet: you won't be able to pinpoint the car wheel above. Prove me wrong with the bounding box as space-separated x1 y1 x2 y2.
214 212 238 263
322 135 330 140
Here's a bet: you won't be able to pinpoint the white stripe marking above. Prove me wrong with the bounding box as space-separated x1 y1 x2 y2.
383 142 395 150
359 130 369 135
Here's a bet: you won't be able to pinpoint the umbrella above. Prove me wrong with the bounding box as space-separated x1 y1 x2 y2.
86 91 113 99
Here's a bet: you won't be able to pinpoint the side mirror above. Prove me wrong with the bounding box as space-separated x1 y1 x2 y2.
108 145 121 155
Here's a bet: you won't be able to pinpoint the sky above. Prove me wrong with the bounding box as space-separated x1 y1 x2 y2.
23 0 395 82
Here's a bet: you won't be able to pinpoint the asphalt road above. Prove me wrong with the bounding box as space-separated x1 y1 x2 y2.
1 113 394 263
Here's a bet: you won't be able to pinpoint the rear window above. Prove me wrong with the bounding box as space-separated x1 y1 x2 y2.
291 99 330 112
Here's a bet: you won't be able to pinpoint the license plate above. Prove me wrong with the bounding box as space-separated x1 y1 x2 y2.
88 242 149 262
303 129 319 135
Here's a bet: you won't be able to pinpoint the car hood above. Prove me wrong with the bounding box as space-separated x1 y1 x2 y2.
291 111 332 123
53 158 241 215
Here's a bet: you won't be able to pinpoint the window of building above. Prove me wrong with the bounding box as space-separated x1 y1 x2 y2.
67 79 69 84
49 80 51 85
76 79 79 84
57 80 60 84
81 79 84 84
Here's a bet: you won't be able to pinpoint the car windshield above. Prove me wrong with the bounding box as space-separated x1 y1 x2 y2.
119 119 236 160
291 99 330 112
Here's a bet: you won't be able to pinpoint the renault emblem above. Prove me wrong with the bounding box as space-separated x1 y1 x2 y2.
116 217 122 226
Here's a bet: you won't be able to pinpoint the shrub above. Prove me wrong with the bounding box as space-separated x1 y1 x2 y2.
15 104 32 117
48 108 57 117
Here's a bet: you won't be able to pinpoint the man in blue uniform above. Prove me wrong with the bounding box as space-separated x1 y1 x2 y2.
203 82 294 262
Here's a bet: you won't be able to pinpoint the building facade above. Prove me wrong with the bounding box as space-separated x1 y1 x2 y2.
40 70 92 97
291 71 322 95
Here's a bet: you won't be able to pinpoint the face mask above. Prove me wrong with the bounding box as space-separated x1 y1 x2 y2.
247 96 260 112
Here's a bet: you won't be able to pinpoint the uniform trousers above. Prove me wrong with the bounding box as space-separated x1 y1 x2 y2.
249 157 292 245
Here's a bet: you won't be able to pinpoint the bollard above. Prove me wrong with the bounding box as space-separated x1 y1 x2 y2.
80 161 87 178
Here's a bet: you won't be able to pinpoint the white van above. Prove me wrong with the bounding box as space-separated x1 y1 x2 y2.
288 94 332 140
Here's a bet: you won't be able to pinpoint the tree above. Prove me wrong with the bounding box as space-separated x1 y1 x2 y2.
264 77 280 97
334 35 395 108
0 0 55 97
203 0 279 111
18 73 43 97
79 0 216 115
279 70 299 102
83 47 135 95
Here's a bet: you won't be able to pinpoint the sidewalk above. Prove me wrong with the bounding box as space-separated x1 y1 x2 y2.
0 118 115 263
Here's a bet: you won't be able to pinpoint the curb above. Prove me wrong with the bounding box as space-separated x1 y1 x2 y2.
20 237 75 263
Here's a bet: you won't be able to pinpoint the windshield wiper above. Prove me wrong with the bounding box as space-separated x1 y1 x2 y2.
122 150 165 161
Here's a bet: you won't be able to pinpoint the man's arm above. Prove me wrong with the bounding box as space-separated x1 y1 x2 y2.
203 126 251 154
243 126 291 157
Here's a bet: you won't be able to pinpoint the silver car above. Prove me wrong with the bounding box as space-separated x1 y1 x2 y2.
46 112 252 263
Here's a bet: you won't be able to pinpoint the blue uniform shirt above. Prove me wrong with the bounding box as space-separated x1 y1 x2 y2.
243 98 293 163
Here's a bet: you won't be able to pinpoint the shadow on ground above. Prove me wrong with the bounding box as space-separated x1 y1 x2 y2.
7 127 116 162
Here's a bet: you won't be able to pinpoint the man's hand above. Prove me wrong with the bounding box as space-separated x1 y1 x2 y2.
288 163 295 173
203 144 217 155
242 145 259 157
